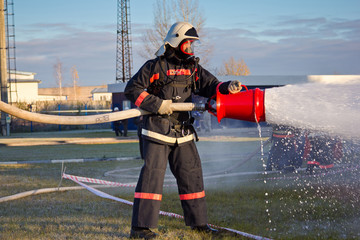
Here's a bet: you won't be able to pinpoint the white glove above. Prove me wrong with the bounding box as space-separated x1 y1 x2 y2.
228 80 242 94
158 99 173 115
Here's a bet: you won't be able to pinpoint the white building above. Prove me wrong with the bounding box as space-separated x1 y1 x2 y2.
5 71 110 103
91 87 112 101
8 71 41 103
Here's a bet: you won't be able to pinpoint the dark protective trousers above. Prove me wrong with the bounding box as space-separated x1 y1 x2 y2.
131 139 208 228
267 135 300 170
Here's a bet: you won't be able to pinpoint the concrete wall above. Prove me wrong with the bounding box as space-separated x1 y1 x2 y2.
38 85 107 102
37 95 67 101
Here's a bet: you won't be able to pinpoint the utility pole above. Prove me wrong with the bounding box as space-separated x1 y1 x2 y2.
0 0 9 136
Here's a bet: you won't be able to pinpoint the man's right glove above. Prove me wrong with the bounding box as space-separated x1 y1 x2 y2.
158 99 173 115
228 80 242 94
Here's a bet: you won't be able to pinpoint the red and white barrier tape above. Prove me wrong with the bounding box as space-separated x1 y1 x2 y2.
63 173 271 240
68 174 134 205
63 173 137 188
62 173 178 188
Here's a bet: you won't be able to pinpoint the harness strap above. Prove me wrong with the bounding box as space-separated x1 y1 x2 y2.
168 115 199 142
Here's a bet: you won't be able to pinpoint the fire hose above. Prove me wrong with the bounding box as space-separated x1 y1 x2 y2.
0 100 205 125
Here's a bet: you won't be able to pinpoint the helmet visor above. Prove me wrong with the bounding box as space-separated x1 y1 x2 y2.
180 39 199 56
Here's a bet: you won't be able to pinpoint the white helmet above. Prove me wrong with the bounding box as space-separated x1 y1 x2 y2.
155 22 199 57
114 107 119 111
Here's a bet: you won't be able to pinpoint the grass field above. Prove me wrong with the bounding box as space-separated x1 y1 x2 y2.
1 129 360 239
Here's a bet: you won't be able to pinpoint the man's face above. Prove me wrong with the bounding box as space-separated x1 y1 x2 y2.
180 40 195 56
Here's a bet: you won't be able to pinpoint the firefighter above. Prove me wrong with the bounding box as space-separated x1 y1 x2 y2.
134 116 144 159
113 107 128 137
305 132 343 174
266 124 301 172
124 22 242 239
122 107 129 137
112 107 122 136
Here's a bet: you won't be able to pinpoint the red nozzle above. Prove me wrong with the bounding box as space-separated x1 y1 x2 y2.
214 87 265 123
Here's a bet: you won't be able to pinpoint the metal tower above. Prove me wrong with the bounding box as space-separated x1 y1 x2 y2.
5 0 18 103
116 0 132 82
0 0 9 136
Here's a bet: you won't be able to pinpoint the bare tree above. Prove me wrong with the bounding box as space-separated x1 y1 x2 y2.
71 65 79 101
219 57 250 76
139 0 212 64
53 59 64 98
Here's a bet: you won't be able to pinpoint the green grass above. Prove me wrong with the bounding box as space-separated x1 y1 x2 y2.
1 130 360 239
0 143 139 162
0 130 139 162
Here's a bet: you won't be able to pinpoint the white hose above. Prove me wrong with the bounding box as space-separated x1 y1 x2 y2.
0 185 115 203
0 100 203 125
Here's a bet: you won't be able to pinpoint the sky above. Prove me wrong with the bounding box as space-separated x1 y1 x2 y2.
12 0 360 88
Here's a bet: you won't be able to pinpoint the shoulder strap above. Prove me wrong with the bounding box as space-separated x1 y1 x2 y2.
147 57 164 95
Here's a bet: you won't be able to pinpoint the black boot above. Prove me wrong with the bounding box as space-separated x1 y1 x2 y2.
191 225 218 234
130 227 157 239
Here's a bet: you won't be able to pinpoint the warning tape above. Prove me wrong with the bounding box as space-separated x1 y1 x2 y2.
62 173 177 188
63 172 272 240
63 173 137 188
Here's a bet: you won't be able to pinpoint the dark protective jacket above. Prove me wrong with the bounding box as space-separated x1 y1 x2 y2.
125 53 229 145
266 125 301 171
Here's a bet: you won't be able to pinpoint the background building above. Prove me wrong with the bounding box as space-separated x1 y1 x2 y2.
8 70 110 103
8 71 41 103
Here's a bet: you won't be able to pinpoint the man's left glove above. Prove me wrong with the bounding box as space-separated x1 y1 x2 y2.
228 80 242 94
158 99 173 115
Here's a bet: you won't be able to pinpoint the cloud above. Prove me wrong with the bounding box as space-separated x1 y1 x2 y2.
205 17 360 75
15 16 360 88
16 25 117 87
273 17 360 40
17 55 47 62
278 17 328 26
